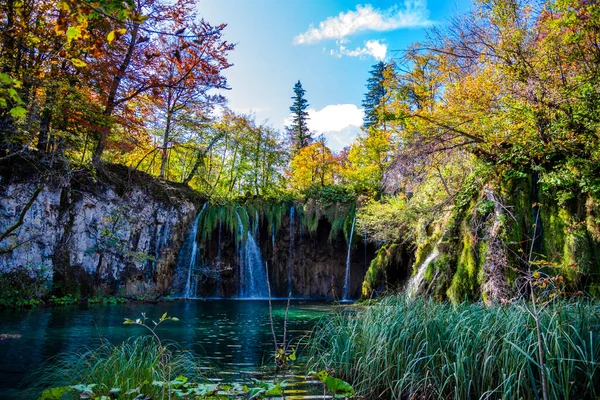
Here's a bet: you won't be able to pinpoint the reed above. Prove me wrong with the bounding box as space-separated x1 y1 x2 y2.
31 336 204 399
307 295 600 399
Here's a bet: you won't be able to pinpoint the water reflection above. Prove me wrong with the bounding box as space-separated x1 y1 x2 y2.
0 300 333 399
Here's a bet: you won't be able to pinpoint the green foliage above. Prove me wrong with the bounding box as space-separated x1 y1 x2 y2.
87 296 128 305
48 294 79 306
308 295 600 399
34 336 202 400
310 369 355 397
0 266 51 308
361 244 404 299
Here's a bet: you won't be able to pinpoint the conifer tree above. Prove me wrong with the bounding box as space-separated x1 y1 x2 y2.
287 80 312 152
362 62 388 129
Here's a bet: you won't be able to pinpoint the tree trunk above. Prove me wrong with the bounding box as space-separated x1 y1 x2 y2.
92 23 140 166
159 113 172 178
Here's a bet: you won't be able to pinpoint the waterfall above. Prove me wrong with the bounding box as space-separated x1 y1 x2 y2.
213 214 223 297
234 210 245 295
236 210 269 299
406 244 440 298
217 214 222 262
177 203 207 298
364 231 368 270
287 205 295 295
342 215 356 300
271 225 275 249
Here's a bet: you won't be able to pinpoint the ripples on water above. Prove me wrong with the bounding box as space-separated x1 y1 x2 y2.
0 300 335 399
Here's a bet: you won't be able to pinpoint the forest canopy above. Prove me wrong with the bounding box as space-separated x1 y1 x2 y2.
1 0 600 208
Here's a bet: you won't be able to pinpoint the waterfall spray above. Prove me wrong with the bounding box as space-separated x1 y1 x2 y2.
407 241 441 297
288 205 295 295
180 203 207 298
236 209 269 298
342 215 356 300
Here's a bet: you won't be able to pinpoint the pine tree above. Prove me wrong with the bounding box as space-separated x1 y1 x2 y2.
288 80 312 151
362 62 388 130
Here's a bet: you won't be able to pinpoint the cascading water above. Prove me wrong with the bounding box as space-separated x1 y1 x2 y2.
364 231 368 270
213 214 223 297
287 205 295 295
177 203 207 298
236 210 269 299
406 244 440 297
271 225 275 249
342 215 356 300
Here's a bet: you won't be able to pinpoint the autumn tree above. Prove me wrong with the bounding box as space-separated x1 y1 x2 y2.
287 80 312 152
143 17 233 178
289 135 338 190
87 0 232 167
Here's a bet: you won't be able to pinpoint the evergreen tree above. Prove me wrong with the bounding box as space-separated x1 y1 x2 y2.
288 80 312 151
362 62 388 129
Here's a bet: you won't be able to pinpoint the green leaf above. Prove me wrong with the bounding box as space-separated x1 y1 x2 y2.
161 312 168 320
324 376 354 395
287 348 296 361
0 73 12 84
247 387 266 399
9 106 26 119
39 386 70 400
315 370 329 383
66 26 82 42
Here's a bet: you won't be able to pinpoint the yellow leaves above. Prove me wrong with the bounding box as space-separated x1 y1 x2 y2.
107 28 127 44
289 142 339 190
70 58 87 68
66 26 83 42
57 0 71 12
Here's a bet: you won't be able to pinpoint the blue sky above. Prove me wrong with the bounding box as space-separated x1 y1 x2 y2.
199 0 471 151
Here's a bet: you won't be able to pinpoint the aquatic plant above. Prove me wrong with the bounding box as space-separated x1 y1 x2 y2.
307 295 600 400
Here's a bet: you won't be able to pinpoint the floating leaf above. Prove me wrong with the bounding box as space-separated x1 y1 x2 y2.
39 386 70 400
324 376 355 395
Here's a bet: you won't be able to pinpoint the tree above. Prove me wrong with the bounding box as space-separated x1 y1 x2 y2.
89 0 231 167
287 80 312 152
146 18 233 178
289 135 339 190
362 61 389 130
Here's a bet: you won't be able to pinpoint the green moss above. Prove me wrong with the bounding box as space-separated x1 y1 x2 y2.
361 244 403 299
447 226 479 303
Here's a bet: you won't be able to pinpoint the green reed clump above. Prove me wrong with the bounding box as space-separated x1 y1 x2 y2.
31 336 204 399
307 295 600 399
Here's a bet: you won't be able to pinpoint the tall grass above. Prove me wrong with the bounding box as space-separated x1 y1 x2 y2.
30 336 204 399
307 295 600 399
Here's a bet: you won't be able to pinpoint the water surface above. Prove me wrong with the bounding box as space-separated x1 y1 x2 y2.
0 300 334 399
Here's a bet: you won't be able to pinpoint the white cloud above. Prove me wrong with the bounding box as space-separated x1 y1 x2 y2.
322 126 362 152
334 39 387 61
284 104 364 151
293 1 432 45
308 104 364 133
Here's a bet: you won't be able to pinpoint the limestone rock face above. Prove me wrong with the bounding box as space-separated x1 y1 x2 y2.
0 166 197 297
